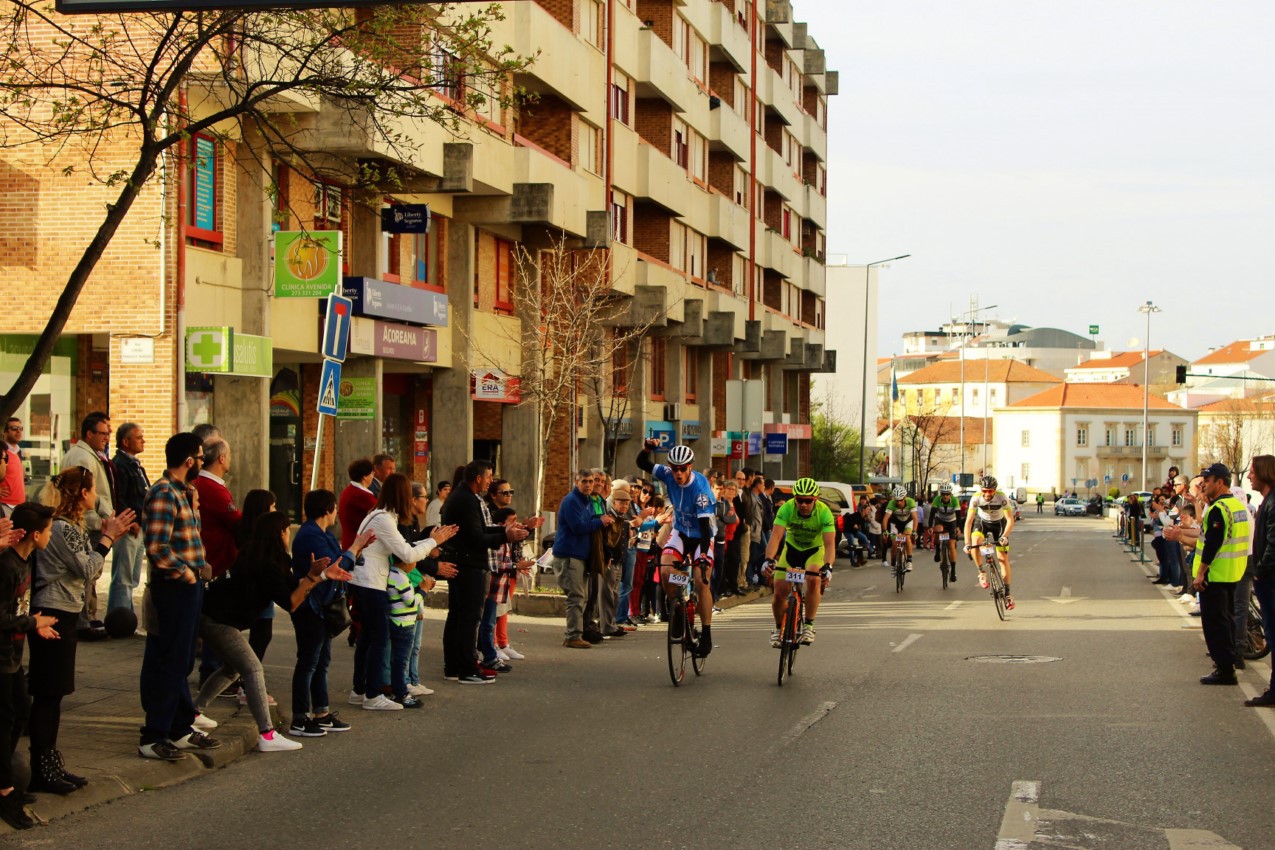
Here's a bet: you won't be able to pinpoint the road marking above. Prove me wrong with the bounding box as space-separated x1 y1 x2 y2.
1164 829 1241 849
994 780 1039 849
783 700 836 742
892 633 923 653
1042 585 1087 604
944 600 963 611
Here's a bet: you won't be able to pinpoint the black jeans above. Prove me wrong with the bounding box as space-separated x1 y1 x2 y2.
351 586 389 698
290 606 331 719
442 570 485 677
0 668 27 789
139 579 203 745
1200 579 1237 673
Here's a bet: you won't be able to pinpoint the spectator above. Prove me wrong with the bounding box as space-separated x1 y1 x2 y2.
236 490 281 697
385 547 429 707
338 458 376 551
288 489 375 737
484 480 529 656
716 481 740 597
350 473 455 705
0 504 57 831
109 423 149 614
196 510 354 752
29 468 133 792
613 479 645 630
478 506 533 672
597 482 634 639
631 496 664 623
1193 463 1248 686
1244 455 1275 706
369 454 396 498
138 432 210 762
728 480 750 595
425 480 451 530
439 461 526 678
60 412 114 639
842 504 870 566
583 470 620 642
0 418 26 516
192 438 241 579
402 482 459 692
749 477 772 582
553 469 612 648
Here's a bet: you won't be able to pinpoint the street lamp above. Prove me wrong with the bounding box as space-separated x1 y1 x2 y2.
1138 301 1161 490
955 301 997 485
858 255 911 488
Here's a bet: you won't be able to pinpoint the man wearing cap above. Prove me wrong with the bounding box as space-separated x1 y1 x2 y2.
1193 463 1251 685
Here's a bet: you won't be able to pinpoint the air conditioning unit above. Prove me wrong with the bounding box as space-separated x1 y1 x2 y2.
664 402 683 421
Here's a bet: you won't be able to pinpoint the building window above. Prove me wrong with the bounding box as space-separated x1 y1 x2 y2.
431 43 464 103
1076 424 1088 447
684 347 698 402
1021 463 1030 482
611 74 630 125
494 238 515 314
581 0 602 46
1172 426 1184 447
610 191 629 243
1147 424 1156 446
187 134 222 246
581 122 601 175
673 120 689 168
1104 426 1115 447
1020 430 1030 448
1124 427 1137 447
650 337 667 400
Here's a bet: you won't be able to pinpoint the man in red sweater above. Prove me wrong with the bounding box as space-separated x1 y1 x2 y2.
338 458 377 550
192 437 242 578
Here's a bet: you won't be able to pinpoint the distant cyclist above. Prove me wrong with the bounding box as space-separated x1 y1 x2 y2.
761 478 834 647
963 475 1016 609
929 482 961 582
883 485 918 572
636 440 716 657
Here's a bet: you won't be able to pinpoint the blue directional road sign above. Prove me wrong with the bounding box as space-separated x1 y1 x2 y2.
323 294 353 362
318 359 342 416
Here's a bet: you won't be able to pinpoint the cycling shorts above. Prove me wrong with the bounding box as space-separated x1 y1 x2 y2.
775 542 822 581
886 515 914 535
932 518 960 538
972 518 1009 551
662 529 714 568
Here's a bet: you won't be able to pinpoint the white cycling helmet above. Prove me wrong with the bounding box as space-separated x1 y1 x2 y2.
667 444 694 466
938 482 953 494
891 485 907 500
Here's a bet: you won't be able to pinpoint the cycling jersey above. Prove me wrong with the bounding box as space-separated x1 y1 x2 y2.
652 463 716 538
930 495 960 524
969 490 1012 522
886 498 916 521
774 499 836 552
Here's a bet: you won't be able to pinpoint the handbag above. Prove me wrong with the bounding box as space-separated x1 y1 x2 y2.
321 589 352 638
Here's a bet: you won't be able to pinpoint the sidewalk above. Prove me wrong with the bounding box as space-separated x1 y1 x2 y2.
3 564 770 834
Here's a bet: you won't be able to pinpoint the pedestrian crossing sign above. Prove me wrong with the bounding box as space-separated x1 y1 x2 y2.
318 359 341 416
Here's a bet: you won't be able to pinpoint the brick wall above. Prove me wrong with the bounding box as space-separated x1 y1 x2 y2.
764 118 782 154
763 189 783 230
536 0 576 32
540 400 574 511
519 94 575 164
707 239 735 290
635 0 674 46
473 400 504 441
632 203 672 262
762 272 782 311
765 37 784 74
634 98 673 152
709 63 737 106
798 373 811 476
708 152 735 196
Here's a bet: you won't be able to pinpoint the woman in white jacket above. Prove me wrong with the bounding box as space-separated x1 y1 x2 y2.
349 473 456 710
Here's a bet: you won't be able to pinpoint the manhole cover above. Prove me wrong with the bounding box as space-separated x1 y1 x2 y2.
965 655 1062 664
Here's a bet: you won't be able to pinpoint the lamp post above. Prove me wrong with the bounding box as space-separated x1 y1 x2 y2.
956 301 997 485
1138 301 1161 490
857 254 910 489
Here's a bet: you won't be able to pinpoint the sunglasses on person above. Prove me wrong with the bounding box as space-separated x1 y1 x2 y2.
670 463 692 472
497 489 514 496
795 497 815 505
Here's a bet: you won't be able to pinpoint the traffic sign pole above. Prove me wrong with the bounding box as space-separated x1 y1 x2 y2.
311 265 349 492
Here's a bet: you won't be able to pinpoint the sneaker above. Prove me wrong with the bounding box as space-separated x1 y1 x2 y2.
192 713 218 730
361 694 405 711
618 621 638 632
480 660 513 674
138 741 187 761
174 731 222 750
314 713 351 732
347 692 366 705
582 631 604 644
1005 596 1015 611
563 638 591 649
288 718 328 737
393 695 424 708
407 683 434 696
257 730 303 752
905 561 913 572
217 682 241 699
238 688 277 707
1178 594 1195 603
978 571 989 589
800 625 816 645
501 646 526 660
1199 670 1238 686
770 630 781 648
495 647 511 662
457 673 495 685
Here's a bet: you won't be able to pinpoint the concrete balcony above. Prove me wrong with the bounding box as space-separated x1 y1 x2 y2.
764 66 805 129
615 17 699 114
495 3 607 117
802 111 828 159
708 102 750 161
636 257 689 323
708 191 751 251
709 0 751 72
760 146 803 202
610 242 639 297
612 124 691 216
804 184 827 230
802 255 826 297
757 228 802 280
510 141 601 236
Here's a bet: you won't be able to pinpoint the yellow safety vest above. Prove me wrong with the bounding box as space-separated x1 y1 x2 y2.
1198 495 1250 583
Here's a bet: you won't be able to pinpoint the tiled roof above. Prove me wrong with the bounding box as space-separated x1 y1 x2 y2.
898 359 1062 385
909 416 993 445
1068 351 1162 371
1009 383 1183 410
1196 396 1275 414
1194 340 1270 366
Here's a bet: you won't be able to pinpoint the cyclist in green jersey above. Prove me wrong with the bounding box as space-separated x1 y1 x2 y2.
761 478 835 646
929 481 961 582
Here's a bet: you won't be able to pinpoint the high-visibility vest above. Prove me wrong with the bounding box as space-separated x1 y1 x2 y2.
1198 495 1250 582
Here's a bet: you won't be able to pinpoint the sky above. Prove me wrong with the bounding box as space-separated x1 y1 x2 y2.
807 0 1275 361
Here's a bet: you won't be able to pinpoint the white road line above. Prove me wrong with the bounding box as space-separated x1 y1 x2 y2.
1060 586 1071 598
1164 829 1242 849
892 633 923 653
994 780 1040 849
944 600 963 611
783 700 836 742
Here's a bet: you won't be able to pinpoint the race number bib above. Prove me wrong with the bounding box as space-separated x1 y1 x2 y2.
786 569 806 585
938 534 950 542
980 545 995 557
666 571 690 586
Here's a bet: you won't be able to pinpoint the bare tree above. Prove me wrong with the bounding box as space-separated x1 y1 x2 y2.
583 332 649 474
0 1 530 420
895 396 955 494
1199 397 1274 477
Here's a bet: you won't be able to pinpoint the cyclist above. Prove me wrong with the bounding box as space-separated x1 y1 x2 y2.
929 481 961 582
963 475 1016 609
636 440 716 657
761 478 834 647
883 485 918 572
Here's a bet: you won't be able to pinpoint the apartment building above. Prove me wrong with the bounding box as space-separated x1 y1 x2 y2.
0 0 835 512
1063 350 1187 386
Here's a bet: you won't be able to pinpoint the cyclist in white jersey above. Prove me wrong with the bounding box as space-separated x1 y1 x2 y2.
963 475 1016 609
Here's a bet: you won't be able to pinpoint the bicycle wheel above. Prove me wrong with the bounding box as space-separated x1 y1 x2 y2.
895 549 905 592
787 595 803 677
986 557 1006 621
691 600 707 676
668 598 688 686
940 545 950 590
777 596 798 687
1245 603 1269 660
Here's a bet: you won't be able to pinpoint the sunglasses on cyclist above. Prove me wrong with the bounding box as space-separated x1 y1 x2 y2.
794 497 815 505
670 463 692 472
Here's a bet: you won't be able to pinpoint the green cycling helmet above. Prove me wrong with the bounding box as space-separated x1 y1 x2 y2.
792 477 820 498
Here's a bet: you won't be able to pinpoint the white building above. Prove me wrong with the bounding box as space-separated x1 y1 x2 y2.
993 383 1197 497
1064 350 1187 385
813 260 885 448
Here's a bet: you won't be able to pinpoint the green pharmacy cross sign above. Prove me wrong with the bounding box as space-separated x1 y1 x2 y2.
185 327 273 377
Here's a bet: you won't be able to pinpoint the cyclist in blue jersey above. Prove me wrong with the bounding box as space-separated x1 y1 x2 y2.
637 439 716 657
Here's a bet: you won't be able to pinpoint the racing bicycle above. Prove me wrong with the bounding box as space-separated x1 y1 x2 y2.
666 555 708 686
775 567 817 687
890 533 908 592
936 530 956 590
1245 595 1270 661
970 535 1009 620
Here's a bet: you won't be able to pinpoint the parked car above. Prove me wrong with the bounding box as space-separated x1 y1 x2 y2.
1054 497 1087 517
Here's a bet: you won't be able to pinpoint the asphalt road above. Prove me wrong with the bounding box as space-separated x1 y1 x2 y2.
13 515 1275 849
